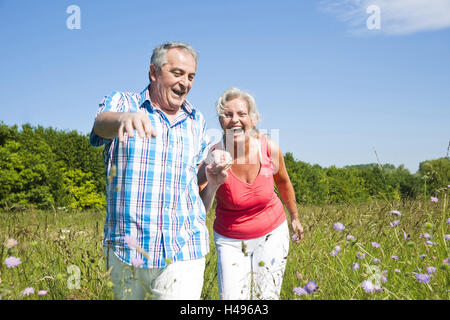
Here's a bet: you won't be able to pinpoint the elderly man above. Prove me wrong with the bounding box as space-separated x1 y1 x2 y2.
90 42 229 300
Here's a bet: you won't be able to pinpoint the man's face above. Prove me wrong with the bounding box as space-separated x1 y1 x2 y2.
150 48 197 114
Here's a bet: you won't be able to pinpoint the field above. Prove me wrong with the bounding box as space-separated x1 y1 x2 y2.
1 196 449 300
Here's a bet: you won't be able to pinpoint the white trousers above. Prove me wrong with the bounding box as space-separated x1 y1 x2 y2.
214 221 290 300
104 248 205 300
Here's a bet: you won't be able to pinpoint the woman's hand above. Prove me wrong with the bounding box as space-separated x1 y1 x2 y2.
205 149 233 188
291 218 304 243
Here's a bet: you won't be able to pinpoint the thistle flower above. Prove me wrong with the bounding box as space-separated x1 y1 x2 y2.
414 273 431 284
4 256 22 268
333 222 345 232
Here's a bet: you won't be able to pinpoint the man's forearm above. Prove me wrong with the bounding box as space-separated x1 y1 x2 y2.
93 112 123 139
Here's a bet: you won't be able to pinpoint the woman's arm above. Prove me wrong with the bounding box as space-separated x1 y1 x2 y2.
269 139 304 242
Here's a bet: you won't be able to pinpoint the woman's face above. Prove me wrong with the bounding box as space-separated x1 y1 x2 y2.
219 97 254 143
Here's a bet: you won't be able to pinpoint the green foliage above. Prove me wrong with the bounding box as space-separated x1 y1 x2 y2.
0 122 447 209
284 153 447 205
64 169 106 211
418 158 450 198
0 122 105 211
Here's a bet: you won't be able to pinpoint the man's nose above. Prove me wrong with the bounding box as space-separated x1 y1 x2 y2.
179 75 189 88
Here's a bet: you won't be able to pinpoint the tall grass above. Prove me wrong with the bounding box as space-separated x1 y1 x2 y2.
1 194 448 300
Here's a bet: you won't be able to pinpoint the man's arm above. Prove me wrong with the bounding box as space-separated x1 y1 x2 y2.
94 111 156 142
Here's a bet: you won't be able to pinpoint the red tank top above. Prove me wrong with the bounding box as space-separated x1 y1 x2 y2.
213 136 286 239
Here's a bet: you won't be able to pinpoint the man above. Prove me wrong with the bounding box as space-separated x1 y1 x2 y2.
90 42 229 300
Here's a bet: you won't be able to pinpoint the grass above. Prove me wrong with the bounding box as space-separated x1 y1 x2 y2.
0 195 449 300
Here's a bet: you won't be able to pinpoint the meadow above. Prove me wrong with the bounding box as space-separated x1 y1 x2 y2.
1 194 449 300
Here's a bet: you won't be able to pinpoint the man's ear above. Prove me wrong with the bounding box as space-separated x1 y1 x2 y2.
149 64 158 82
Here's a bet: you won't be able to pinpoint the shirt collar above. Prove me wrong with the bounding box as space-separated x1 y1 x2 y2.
139 84 196 117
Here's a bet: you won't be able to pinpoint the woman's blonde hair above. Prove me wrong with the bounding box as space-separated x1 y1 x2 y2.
216 87 260 127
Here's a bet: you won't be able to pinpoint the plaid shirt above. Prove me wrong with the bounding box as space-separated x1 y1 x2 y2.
90 85 211 268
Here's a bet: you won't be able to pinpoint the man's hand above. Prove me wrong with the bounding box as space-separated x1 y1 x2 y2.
94 111 156 143
205 149 233 188
117 112 156 143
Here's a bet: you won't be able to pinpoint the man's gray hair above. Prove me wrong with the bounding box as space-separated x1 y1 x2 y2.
150 41 198 71
216 87 260 125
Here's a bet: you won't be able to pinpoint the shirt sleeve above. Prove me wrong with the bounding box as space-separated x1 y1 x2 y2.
89 91 125 147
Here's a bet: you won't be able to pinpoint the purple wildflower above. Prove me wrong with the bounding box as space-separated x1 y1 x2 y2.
389 210 402 216
422 233 433 239
130 257 144 268
426 267 436 274
333 222 345 232
351 262 359 271
414 273 431 284
4 238 18 249
443 257 449 265
373 258 381 264
426 240 434 246
394 269 401 273
124 235 138 249
447 218 450 225
4 256 22 268
356 251 366 260
361 280 382 293
304 281 318 294
346 234 355 241
430 196 438 203
371 242 381 248
419 254 427 259
391 255 399 260
293 286 308 296
22 287 35 296
390 220 400 227
444 235 450 241
37 290 48 296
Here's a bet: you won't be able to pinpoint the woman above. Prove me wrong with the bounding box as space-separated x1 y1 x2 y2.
205 87 304 300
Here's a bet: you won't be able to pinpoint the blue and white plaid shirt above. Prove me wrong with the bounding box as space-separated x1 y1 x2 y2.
90 85 211 268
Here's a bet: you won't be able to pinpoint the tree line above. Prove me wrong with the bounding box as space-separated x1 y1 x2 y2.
0 123 448 210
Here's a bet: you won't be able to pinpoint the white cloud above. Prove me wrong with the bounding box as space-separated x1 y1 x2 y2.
319 0 450 35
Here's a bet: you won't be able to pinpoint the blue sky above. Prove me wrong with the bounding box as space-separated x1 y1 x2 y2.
1 0 449 173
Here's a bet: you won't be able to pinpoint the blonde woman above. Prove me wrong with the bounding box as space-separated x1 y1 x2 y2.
203 87 304 300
